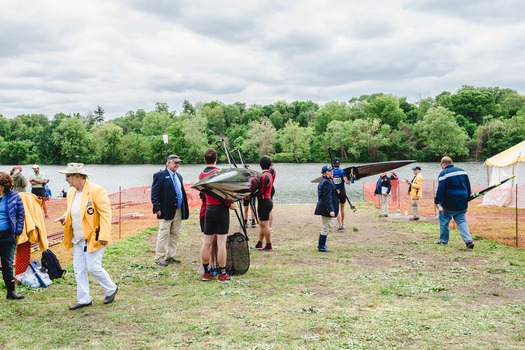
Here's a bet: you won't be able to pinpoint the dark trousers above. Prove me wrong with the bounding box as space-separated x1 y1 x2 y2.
0 232 16 292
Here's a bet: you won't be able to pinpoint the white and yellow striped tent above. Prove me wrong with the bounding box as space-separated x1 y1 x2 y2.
483 140 525 208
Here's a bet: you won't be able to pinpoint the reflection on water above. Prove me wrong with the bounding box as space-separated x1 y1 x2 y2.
4 162 488 205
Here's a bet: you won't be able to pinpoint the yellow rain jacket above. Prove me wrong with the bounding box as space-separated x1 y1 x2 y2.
62 180 112 252
409 173 423 200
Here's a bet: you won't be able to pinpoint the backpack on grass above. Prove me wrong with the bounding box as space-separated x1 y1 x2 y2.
226 232 250 275
41 249 66 279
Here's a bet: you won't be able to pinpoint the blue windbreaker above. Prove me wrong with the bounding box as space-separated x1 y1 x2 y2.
434 164 472 211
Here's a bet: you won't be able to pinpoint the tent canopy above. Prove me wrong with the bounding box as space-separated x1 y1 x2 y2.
482 140 524 208
485 140 525 167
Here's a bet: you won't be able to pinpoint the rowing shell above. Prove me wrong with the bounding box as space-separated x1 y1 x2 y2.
191 167 261 201
311 160 416 183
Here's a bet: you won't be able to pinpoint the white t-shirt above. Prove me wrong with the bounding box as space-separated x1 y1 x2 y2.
71 191 85 244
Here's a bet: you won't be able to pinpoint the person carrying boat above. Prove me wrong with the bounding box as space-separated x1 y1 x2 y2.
331 158 350 231
253 156 274 251
314 165 339 252
199 148 231 281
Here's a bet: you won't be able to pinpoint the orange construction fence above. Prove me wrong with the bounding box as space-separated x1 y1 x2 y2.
363 179 525 248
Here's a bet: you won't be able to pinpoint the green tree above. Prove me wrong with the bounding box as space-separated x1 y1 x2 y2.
182 115 208 163
91 123 124 163
326 120 352 161
413 106 469 160
9 114 48 141
94 106 105 124
348 119 392 161
363 93 406 128
141 111 173 136
201 103 226 136
51 117 91 162
112 109 146 135
241 117 277 161
313 101 351 133
118 133 150 164
269 111 284 130
182 100 195 115
0 140 36 164
278 120 311 162
240 105 264 125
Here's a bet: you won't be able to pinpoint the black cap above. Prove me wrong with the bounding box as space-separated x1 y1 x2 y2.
412 166 421 171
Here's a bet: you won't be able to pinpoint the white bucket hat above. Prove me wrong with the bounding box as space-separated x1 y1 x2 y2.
59 163 90 176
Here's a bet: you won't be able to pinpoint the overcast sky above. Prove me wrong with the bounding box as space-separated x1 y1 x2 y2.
1 0 524 119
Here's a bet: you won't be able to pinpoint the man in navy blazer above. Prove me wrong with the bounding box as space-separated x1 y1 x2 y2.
151 154 189 266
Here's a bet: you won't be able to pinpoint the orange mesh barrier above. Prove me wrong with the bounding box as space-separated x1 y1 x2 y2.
20 184 203 266
363 179 525 248
14 241 31 275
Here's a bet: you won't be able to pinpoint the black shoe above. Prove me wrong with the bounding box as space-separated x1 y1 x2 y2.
165 257 181 264
69 302 92 311
155 260 168 266
466 241 475 249
6 291 24 300
104 286 118 304
435 240 447 245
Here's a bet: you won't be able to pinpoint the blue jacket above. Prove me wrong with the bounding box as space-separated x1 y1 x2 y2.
3 190 25 236
151 169 189 220
314 176 339 218
374 175 391 195
434 164 471 212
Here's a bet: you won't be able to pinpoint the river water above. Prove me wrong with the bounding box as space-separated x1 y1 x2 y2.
5 162 489 204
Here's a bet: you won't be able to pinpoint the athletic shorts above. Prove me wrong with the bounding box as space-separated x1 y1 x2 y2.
337 188 346 204
32 188 46 198
199 216 205 233
243 196 255 207
204 205 230 235
258 198 273 221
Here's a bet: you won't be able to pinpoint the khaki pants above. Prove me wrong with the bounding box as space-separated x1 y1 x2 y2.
155 210 182 261
379 194 389 215
321 216 334 236
410 199 419 218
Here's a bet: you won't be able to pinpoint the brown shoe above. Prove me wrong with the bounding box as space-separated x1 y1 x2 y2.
409 217 419 221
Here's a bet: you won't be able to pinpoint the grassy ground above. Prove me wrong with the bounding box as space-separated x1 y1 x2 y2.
2 203 525 349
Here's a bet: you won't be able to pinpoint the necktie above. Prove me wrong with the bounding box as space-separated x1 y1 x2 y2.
172 173 183 207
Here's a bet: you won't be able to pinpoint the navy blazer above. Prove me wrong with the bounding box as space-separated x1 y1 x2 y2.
314 176 339 218
151 169 189 220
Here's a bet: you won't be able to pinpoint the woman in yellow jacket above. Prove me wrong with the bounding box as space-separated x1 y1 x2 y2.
406 166 423 220
55 163 118 311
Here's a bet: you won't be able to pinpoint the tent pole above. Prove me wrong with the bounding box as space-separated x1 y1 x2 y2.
514 184 519 248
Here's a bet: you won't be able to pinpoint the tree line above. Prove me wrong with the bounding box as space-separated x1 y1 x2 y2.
1 85 524 165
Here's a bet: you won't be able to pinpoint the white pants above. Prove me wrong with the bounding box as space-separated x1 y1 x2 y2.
321 216 334 236
155 210 182 261
73 241 117 304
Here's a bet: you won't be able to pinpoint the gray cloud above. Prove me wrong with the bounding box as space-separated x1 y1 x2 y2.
0 0 524 118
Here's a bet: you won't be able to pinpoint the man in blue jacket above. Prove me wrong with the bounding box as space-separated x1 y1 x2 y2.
434 156 474 249
151 155 190 266
314 165 339 252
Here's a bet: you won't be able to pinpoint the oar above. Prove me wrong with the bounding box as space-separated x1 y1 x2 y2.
468 175 516 201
